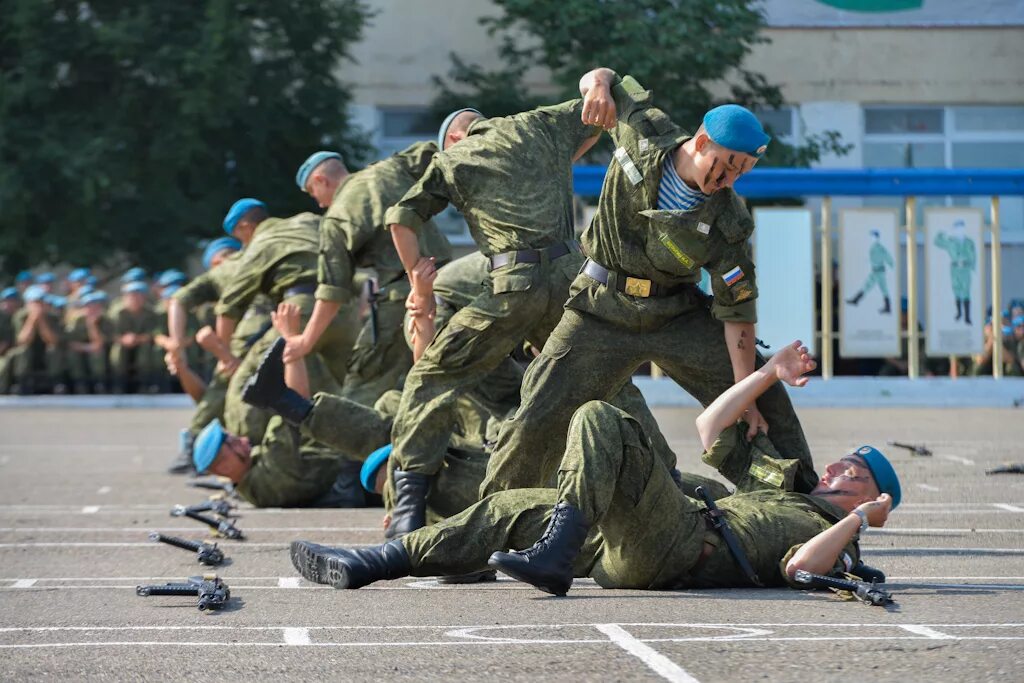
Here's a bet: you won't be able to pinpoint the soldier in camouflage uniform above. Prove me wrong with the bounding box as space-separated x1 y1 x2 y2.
289 341 900 594
64 291 113 393
214 200 358 440
283 144 452 407
384 89 677 537
109 281 162 393
0 287 21 393
10 285 66 394
481 69 816 499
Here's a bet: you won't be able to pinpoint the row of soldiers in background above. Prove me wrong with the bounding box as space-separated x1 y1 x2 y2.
0 261 220 395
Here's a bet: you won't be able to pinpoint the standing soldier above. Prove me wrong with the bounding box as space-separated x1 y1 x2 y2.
480 68 816 501
282 145 453 407
845 230 895 314
110 281 162 393
934 220 977 325
213 199 357 439
65 291 113 394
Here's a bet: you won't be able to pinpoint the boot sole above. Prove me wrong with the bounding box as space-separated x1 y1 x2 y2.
290 541 336 587
488 556 569 596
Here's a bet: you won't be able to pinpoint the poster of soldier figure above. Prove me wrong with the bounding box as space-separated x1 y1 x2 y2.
924 208 985 357
839 208 901 357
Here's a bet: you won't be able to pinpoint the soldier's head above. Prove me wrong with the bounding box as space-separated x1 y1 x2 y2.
67 268 91 293
202 237 242 271
1013 316 1024 340
80 291 108 317
437 108 484 151
296 151 348 209
34 272 56 294
223 198 268 246
121 281 148 313
683 105 768 195
0 287 19 314
812 446 901 513
14 270 33 293
193 419 253 483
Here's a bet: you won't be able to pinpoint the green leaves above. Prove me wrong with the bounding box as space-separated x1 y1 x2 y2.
0 0 372 276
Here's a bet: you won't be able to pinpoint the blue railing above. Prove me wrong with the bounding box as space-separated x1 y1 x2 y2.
572 167 1024 198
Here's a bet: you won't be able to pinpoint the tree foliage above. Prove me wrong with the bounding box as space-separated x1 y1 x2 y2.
0 0 371 276
432 0 849 166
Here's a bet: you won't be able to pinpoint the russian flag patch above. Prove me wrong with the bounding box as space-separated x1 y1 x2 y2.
722 266 744 286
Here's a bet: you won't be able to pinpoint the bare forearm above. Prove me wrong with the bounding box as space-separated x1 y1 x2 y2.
215 315 237 346
17 317 37 345
579 67 616 97
785 514 860 579
695 363 777 451
283 357 310 399
391 224 422 273
175 357 207 402
167 299 189 347
301 299 341 349
411 317 435 363
36 316 59 347
724 321 756 383
197 328 235 364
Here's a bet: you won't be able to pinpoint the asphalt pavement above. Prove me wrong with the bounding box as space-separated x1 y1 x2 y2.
1 405 1023 681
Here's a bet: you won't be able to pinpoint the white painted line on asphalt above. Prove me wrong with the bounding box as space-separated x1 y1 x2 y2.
0 526 379 533
97 487 111 495
282 628 311 646
916 484 941 492
10 580 36 588
80 506 100 514
898 625 956 639
939 455 975 466
278 577 301 589
993 504 1024 513
868 528 1024 535
595 624 700 683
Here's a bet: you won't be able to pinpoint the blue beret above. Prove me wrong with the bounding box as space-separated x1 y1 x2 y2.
437 108 483 150
15 270 33 284
45 294 67 309
68 268 91 283
854 446 901 509
1 287 18 301
193 419 228 474
295 151 343 190
161 284 181 299
1003 325 1013 336
35 272 56 284
22 285 46 302
121 281 149 295
80 291 109 306
703 104 770 157
202 237 242 270
1013 316 1024 327
77 284 94 297
85 275 98 286
223 198 266 235
360 444 393 493
158 269 187 287
121 267 147 283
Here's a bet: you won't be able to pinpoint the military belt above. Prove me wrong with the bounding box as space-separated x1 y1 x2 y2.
282 283 317 298
582 259 692 298
695 485 762 587
488 240 580 271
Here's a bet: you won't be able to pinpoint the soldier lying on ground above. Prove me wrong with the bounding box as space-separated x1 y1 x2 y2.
288 340 900 595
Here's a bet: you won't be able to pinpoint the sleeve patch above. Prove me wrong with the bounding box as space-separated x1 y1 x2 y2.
658 234 696 269
733 282 754 301
748 462 784 488
614 147 644 186
722 266 744 286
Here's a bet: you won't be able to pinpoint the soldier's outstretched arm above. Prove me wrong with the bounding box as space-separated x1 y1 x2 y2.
784 493 891 579
696 340 815 452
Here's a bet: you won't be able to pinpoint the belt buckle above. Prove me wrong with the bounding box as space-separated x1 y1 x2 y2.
624 277 651 298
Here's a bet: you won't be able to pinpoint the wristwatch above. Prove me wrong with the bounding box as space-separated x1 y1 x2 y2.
852 509 869 534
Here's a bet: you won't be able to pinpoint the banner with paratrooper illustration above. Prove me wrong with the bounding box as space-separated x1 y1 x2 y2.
924 208 985 357
839 208 902 358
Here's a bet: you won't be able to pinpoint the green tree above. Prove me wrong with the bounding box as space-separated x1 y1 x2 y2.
431 0 847 166
0 0 371 277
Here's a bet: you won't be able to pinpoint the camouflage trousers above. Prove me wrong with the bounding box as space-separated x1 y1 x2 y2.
224 293 356 440
402 401 710 589
66 348 108 385
339 291 413 407
481 276 815 497
188 371 229 438
7 343 65 389
109 342 161 388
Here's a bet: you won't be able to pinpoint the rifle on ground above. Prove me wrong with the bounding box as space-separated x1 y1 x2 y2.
171 506 244 540
987 463 1024 475
887 441 933 457
794 569 895 606
136 574 231 611
149 532 225 566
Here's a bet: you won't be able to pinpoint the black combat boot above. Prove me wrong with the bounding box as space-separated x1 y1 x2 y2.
850 561 886 583
241 338 312 424
879 296 891 314
954 298 962 321
845 291 863 306
290 539 410 589
487 502 590 596
963 298 971 325
384 469 429 539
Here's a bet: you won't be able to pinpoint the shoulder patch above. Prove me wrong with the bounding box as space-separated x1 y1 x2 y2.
614 147 644 186
711 189 755 244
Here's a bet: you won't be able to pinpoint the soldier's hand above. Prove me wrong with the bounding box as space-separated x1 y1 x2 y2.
164 350 182 376
771 340 816 387
216 357 240 379
581 84 617 129
856 493 892 527
282 335 311 364
272 302 302 337
744 404 769 441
